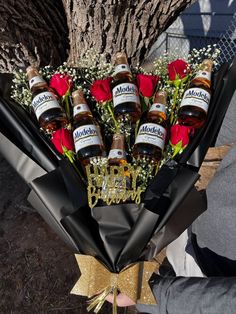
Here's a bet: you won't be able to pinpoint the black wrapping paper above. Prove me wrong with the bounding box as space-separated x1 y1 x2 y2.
30 158 201 272
0 57 235 273
0 132 47 183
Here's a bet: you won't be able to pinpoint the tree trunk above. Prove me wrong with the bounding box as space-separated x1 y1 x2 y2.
63 0 196 66
0 0 69 72
0 0 196 72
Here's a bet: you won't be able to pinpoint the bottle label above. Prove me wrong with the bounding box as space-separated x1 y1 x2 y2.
135 123 166 150
108 149 125 160
29 75 46 89
180 87 211 112
112 83 140 107
149 103 166 114
194 70 211 81
73 124 101 153
73 104 91 117
32 91 61 120
113 64 131 76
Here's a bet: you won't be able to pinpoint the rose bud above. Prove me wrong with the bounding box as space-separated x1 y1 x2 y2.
170 124 194 156
50 73 73 97
136 74 159 98
90 77 113 102
51 127 74 154
168 59 190 81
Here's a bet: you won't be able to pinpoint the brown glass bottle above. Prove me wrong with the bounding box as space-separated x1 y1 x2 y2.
133 91 168 163
106 132 130 201
72 89 106 165
108 133 127 166
26 66 67 131
111 52 141 122
178 59 213 128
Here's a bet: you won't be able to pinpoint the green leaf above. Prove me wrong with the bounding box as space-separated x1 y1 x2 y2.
170 141 184 157
62 146 76 163
140 96 148 112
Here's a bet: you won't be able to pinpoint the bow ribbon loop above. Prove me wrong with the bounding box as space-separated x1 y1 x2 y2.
71 254 157 313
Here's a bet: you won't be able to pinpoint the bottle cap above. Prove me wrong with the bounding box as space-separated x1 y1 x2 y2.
154 90 167 104
114 52 128 65
201 59 213 72
26 66 47 89
72 89 87 106
111 133 125 149
26 66 40 80
108 133 127 165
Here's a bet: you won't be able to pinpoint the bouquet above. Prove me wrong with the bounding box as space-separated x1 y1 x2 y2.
0 46 235 313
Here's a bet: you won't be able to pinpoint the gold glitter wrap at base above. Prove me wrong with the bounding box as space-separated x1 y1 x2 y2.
71 254 157 313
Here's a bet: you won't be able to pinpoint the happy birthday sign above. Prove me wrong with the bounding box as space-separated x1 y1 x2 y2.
86 164 145 208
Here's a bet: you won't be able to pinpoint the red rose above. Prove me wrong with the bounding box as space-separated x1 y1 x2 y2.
170 124 194 148
168 59 190 81
136 74 159 98
90 77 112 102
50 73 73 97
51 127 74 154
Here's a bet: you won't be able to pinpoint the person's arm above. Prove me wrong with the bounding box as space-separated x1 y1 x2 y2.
136 275 236 314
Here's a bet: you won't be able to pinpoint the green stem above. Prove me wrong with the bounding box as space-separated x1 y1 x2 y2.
154 161 160 176
125 120 132 155
64 150 87 185
170 85 179 124
64 94 71 121
106 102 119 133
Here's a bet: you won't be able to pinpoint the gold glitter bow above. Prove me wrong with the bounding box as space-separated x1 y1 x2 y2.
71 254 157 314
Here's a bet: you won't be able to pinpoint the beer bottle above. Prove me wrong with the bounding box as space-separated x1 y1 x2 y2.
72 89 106 165
108 133 127 166
178 59 213 128
111 52 141 122
133 91 167 163
105 132 130 202
26 66 67 131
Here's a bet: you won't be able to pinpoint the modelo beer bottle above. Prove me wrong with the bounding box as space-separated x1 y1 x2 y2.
111 52 141 122
72 89 106 165
106 132 130 202
108 133 127 166
177 59 213 128
26 66 67 131
133 91 167 163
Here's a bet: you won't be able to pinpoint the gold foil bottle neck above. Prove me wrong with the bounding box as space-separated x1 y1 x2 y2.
72 89 87 106
26 66 40 80
201 59 213 72
111 133 125 150
114 52 128 65
108 132 127 166
154 90 167 104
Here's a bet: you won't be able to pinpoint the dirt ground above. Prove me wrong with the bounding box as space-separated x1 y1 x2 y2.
0 154 137 314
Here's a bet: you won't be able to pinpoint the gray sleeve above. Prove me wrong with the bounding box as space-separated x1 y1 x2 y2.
215 91 236 146
136 276 236 314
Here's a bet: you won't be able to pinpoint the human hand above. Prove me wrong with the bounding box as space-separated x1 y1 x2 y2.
106 292 136 307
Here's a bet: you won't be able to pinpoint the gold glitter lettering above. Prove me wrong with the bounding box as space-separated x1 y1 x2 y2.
86 164 145 208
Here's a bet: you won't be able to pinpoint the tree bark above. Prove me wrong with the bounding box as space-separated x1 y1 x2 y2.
62 0 196 66
0 0 69 72
0 0 196 72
